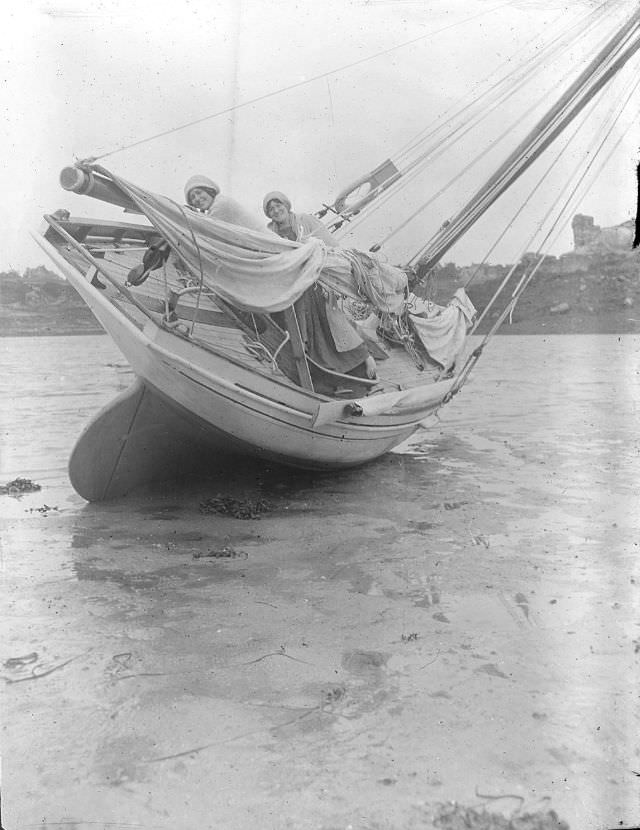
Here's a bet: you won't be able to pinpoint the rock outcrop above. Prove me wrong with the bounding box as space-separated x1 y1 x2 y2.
572 213 635 254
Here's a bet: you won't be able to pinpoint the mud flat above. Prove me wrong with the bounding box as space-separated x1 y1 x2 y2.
2 446 637 828
1 333 638 829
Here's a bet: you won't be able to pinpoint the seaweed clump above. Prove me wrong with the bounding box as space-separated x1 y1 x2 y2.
199 495 271 520
432 804 569 830
0 478 42 495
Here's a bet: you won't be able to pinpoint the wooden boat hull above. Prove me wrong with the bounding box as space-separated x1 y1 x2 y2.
67 373 409 501
68 378 226 501
36 232 447 499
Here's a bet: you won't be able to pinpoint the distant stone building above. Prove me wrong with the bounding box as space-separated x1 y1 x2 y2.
571 214 635 254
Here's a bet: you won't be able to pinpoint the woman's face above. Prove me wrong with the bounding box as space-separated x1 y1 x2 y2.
189 187 215 211
266 199 290 224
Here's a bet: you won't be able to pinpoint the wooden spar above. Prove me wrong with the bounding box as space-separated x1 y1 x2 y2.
60 166 143 214
412 6 640 270
43 214 161 324
282 306 314 391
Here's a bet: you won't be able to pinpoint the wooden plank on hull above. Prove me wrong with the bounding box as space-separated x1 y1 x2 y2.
282 306 314 390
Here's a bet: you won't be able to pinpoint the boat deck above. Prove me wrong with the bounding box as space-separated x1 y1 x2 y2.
47 217 446 398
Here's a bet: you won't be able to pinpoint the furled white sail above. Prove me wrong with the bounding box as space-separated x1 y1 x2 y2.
91 165 411 316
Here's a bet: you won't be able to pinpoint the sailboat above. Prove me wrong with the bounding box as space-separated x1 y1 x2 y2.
34 5 640 501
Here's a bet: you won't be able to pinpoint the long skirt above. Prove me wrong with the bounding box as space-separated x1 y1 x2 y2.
294 285 369 374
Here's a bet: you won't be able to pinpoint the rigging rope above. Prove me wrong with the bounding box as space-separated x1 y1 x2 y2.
88 2 509 163
176 203 207 337
342 4 632 251
332 0 625 239
439 73 639 408
462 93 603 293
393 0 616 167
347 80 559 245
404 8 640 268
504 79 640 325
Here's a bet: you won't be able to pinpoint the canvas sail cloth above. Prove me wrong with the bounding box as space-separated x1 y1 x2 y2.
93 166 407 313
96 166 473 370
407 289 476 370
96 166 404 313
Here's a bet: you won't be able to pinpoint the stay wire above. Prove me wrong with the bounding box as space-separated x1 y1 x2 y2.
404 19 640 265
460 46 639 294
336 56 578 241
335 0 623 238
335 7 625 242
89 2 510 163
463 91 602 296
393 0 616 167
395 1 621 171
503 76 640 323
442 73 639 405
342 75 562 246
459 107 607 338
175 202 208 337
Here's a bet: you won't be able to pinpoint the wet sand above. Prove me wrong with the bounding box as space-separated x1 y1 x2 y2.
2 335 639 829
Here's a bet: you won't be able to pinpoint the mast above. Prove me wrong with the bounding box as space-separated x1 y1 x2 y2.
411 6 640 270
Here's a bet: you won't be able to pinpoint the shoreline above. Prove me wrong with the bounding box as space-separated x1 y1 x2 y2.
0 329 107 337
3 259 638 338
2 318 639 337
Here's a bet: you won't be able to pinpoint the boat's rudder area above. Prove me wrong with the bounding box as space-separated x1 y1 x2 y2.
69 378 229 501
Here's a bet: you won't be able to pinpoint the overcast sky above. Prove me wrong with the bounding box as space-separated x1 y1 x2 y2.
2 0 638 272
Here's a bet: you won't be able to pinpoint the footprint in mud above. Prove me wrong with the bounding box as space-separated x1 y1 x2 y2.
474 663 510 680
321 685 346 705
138 505 185 521
514 592 530 620
71 532 96 549
72 562 161 589
342 650 388 675
193 546 247 560
408 573 441 608
406 520 438 534
172 531 208 543
443 500 468 511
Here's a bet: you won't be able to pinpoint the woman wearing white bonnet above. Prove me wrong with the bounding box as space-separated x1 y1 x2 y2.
185 175 263 231
263 190 378 381
263 191 339 246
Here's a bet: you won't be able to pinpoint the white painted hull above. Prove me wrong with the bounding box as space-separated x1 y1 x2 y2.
36 229 452 499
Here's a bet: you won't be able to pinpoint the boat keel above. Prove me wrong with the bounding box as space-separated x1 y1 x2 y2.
69 378 229 501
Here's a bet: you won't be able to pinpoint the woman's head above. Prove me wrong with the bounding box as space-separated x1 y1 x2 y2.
263 191 292 223
185 175 221 211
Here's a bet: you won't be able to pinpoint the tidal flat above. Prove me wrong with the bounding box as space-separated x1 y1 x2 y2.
1 334 638 829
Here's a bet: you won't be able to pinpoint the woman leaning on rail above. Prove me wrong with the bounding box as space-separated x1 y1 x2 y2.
263 191 378 385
